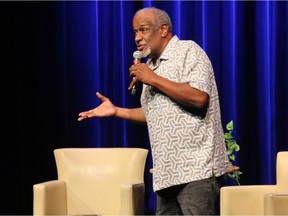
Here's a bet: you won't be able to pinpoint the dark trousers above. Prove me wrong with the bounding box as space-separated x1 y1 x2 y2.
156 175 223 215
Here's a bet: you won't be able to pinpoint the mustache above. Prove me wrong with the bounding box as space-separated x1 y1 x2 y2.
136 42 151 58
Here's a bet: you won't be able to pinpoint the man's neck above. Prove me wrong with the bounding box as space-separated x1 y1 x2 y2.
151 34 173 65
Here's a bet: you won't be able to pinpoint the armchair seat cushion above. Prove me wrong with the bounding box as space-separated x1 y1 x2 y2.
264 192 288 215
220 185 276 215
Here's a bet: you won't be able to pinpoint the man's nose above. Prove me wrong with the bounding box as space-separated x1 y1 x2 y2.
135 35 142 43
135 33 143 42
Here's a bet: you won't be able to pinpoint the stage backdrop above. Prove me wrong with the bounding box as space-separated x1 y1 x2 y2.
0 1 287 214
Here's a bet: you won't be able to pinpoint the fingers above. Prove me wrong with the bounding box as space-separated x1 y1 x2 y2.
96 92 109 102
131 71 136 77
128 77 138 90
78 110 93 121
78 116 87 121
129 67 138 91
96 92 104 100
226 166 240 173
129 64 139 77
78 114 88 121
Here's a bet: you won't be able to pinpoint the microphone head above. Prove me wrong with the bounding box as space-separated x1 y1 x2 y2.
133 50 142 59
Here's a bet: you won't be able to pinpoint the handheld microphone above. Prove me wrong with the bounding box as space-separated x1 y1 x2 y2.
131 50 142 95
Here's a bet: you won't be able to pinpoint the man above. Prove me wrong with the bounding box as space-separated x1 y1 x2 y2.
78 7 230 215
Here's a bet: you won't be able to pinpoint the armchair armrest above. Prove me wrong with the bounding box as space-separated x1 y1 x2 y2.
33 180 67 215
121 183 145 215
264 192 288 215
220 185 276 215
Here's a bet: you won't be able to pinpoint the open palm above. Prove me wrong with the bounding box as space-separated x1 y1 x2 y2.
78 92 116 121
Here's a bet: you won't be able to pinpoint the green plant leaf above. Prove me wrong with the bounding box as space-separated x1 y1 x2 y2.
234 144 240 151
224 133 233 140
226 120 234 131
230 143 238 150
227 149 233 155
227 140 235 146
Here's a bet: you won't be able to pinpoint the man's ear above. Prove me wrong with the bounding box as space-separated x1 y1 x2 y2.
161 24 169 37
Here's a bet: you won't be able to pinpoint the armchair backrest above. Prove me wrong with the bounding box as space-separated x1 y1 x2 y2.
276 151 288 191
54 148 148 215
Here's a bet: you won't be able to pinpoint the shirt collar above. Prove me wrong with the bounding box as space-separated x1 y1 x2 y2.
146 35 179 69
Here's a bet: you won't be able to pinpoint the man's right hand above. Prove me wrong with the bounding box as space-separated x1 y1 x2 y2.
78 92 116 121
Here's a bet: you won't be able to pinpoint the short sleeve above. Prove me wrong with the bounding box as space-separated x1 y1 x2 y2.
179 42 213 96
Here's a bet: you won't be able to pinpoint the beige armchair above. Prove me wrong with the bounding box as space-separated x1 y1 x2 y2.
33 148 148 215
220 151 288 215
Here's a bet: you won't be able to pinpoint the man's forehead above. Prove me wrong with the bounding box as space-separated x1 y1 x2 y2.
133 13 154 26
133 23 151 29
133 21 153 29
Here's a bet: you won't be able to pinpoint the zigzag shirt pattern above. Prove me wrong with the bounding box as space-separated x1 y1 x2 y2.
141 36 230 192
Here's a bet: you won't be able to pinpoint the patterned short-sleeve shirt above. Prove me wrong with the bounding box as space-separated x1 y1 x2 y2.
141 35 230 192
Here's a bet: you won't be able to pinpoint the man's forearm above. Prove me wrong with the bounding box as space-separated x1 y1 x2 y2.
115 107 147 124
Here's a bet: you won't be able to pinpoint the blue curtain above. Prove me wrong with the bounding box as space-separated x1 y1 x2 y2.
0 0 287 214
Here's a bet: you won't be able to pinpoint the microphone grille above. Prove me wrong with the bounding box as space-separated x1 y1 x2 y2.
133 50 142 59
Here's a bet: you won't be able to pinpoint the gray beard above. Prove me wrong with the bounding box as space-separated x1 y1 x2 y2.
142 47 151 58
